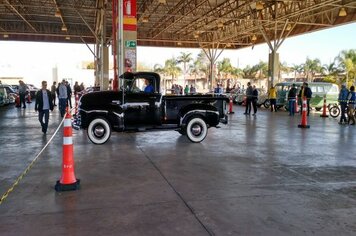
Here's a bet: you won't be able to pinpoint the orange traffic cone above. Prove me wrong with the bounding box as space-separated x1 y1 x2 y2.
320 94 329 117
55 107 80 191
298 97 310 128
294 95 299 113
228 95 234 114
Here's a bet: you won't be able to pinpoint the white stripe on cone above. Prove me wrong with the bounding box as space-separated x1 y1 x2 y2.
63 137 73 145
64 119 71 127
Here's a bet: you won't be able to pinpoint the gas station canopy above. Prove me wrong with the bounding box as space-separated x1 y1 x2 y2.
0 0 355 49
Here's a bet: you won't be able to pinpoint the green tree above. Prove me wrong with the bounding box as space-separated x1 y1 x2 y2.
302 57 322 82
177 52 193 86
196 50 210 89
291 64 303 81
163 57 181 87
321 62 339 83
336 49 356 87
217 58 234 83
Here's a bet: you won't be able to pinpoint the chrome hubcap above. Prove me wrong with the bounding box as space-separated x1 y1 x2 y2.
94 125 105 137
191 124 202 136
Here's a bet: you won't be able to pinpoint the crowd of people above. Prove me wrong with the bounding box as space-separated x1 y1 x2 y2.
171 84 197 95
32 80 86 134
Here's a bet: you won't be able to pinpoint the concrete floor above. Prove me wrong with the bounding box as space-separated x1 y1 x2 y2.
0 102 356 236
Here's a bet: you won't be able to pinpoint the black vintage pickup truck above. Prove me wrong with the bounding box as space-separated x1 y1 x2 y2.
73 72 228 144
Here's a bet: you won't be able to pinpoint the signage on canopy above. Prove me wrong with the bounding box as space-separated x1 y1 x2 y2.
123 0 137 31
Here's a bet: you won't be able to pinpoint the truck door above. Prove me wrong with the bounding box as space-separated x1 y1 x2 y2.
123 78 161 126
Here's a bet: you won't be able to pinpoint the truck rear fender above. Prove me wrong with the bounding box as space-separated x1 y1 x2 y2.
179 104 219 127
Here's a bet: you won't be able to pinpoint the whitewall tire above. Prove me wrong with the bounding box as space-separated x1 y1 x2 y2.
186 117 208 143
87 118 111 144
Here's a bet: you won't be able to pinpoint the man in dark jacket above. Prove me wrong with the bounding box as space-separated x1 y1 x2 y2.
298 82 312 116
244 82 253 115
252 85 258 115
35 81 54 134
65 81 72 108
288 84 297 116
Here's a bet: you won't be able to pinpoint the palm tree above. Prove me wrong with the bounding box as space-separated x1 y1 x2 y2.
217 58 233 81
302 57 322 82
321 62 339 83
196 50 210 89
253 61 268 87
242 65 259 79
291 64 303 82
279 62 291 81
163 57 181 88
336 49 356 87
189 59 202 87
177 52 193 86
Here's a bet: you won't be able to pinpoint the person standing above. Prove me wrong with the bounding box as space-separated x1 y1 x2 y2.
184 85 189 95
35 81 54 134
268 85 277 112
80 82 85 92
73 81 81 96
252 85 258 115
190 85 196 94
58 80 68 117
244 82 253 115
288 84 297 116
18 80 27 108
347 85 355 125
51 81 57 106
299 82 312 116
65 81 72 108
338 84 349 124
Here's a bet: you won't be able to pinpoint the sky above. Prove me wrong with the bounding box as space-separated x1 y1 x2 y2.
0 22 355 87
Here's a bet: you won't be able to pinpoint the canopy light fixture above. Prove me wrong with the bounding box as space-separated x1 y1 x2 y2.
251 34 257 41
338 7 347 17
3 34 9 38
218 22 224 28
177 42 182 46
158 0 166 4
65 36 70 40
256 2 264 10
55 9 61 17
226 43 231 47
286 24 292 31
142 16 149 23
61 25 67 31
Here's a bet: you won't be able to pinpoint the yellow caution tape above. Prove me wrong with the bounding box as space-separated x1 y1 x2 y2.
0 108 75 205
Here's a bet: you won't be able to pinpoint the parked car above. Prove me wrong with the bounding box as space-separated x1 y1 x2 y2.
73 72 229 144
0 84 17 104
233 88 269 108
0 87 7 106
11 85 19 93
26 84 39 98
